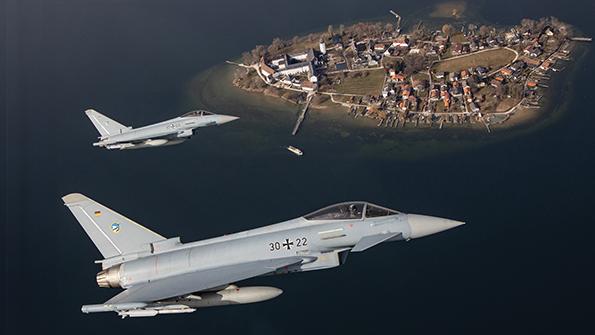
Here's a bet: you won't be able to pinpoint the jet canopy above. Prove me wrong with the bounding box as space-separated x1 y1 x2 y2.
181 110 214 117
304 202 399 221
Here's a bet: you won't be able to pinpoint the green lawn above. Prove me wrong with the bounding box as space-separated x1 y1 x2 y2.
326 69 386 96
432 48 516 73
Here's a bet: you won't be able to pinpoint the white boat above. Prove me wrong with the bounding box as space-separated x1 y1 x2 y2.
287 146 303 156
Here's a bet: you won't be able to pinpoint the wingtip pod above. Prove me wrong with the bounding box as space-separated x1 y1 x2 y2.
62 193 88 205
84 108 97 115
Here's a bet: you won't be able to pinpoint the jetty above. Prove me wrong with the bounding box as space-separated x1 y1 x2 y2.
570 37 592 42
292 92 314 135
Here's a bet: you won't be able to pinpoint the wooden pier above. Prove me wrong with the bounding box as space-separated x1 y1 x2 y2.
292 93 314 135
570 37 592 42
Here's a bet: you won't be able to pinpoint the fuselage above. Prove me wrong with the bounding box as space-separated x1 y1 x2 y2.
103 203 462 289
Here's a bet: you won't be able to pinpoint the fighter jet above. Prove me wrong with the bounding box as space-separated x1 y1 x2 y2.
63 193 464 318
84 109 238 150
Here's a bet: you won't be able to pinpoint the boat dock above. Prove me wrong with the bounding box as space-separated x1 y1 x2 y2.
570 37 592 42
292 92 314 135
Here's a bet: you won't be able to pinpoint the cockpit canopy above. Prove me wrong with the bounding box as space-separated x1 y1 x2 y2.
304 202 399 221
182 110 214 117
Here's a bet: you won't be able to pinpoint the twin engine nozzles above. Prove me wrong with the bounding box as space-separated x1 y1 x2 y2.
96 265 122 288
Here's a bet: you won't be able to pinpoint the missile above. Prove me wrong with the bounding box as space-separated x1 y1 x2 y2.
81 286 283 317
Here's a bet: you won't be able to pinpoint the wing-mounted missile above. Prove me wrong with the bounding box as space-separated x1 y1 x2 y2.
82 286 283 318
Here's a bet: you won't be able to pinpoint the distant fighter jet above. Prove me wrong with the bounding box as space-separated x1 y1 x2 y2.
63 193 464 318
84 109 238 150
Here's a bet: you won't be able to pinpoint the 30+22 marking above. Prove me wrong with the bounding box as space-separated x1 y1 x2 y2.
269 237 307 251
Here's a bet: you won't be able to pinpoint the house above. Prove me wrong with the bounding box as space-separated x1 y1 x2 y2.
476 66 488 77
374 43 386 52
524 45 543 57
510 60 526 72
470 103 480 113
401 85 411 99
524 57 542 67
451 86 463 97
259 57 276 81
452 43 464 55
526 80 538 89
441 90 450 100
540 60 554 71
430 88 440 101
461 69 470 80
490 79 503 88
394 36 410 48
412 79 426 91
500 68 513 76
394 73 406 82
443 96 450 109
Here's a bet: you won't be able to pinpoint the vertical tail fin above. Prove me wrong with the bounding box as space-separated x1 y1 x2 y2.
62 193 165 258
84 109 129 137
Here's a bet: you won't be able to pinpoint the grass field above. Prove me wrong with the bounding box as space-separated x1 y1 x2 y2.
432 48 517 73
327 69 386 95
450 33 467 44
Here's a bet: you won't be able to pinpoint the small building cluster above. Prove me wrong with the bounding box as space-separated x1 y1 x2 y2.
259 48 322 91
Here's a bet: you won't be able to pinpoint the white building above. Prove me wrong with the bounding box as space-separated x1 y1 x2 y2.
319 40 327 54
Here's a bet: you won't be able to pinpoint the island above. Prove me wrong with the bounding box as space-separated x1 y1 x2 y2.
230 12 589 133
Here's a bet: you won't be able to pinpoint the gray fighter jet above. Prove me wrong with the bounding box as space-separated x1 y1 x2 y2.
63 193 464 318
85 109 238 150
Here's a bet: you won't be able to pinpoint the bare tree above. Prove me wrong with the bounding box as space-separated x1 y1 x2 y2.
385 23 394 33
521 18 537 31
327 25 333 38
442 24 455 37
251 45 266 61
403 55 426 76
241 52 253 65
269 38 284 53
479 25 491 37
339 24 345 36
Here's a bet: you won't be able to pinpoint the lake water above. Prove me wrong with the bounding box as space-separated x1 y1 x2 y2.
4 0 595 334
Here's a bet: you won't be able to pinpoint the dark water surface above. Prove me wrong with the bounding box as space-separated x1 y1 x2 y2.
4 0 595 334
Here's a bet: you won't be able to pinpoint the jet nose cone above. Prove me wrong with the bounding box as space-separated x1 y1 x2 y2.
407 214 465 239
218 115 239 124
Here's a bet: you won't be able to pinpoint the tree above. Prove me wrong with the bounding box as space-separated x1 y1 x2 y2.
251 45 266 61
385 23 394 33
327 25 333 38
479 25 491 37
521 18 537 32
241 52 252 65
411 26 428 41
339 24 345 35
442 24 455 37
403 55 426 76
269 38 285 53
